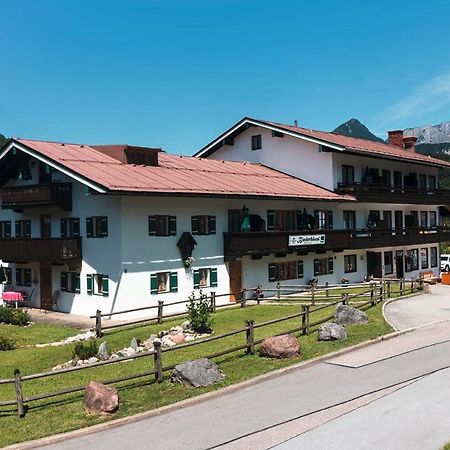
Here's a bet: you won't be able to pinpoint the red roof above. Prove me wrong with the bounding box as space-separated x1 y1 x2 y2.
196 117 450 168
11 139 353 201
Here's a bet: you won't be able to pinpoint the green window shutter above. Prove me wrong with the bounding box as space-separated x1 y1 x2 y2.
268 263 277 282
86 274 93 295
24 221 31 238
328 257 334 274
208 216 216 235
25 269 32 286
75 274 81 294
327 211 334 229
170 272 178 292
72 218 80 237
44 164 51 175
86 217 93 238
210 268 218 287
193 269 200 289
102 275 109 297
60 219 67 238
314 259 320 276
60 272 68 291
297 261 304 278
5 221 11 238
169 216 177 236
267 210 275 230
150 274 158 294
15 221 20 237
191 216 199 235
148 216 157 236
100 217 108 237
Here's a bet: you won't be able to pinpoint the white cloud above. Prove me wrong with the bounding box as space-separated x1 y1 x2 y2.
378 71 450 127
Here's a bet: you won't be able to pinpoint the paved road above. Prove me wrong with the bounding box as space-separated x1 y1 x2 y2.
384 283 450 330
38 321 450 450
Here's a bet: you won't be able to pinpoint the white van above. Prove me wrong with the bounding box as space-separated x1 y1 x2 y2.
441 254 450 272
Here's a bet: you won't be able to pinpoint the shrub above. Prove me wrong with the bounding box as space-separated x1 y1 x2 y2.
187 290 213 333
72 341 98 360
0 334 16 351
0 307 30 326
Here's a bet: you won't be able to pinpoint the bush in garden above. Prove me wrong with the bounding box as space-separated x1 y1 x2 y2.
0 334 16 351
0 307 30 326
72 341 98 360
187 290 213 333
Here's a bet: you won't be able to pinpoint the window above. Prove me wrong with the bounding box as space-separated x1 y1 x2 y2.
420 248 429 269
314 210 333 230
86 216 108 238
148 215 176 236
193 267 218 288
150 271 178 294
228 210 242 232
344 254 357 273
314 257 334 276
267 210 296 231
60 272 80 293
431 247 438 268
429 175 436 191
420 211 428 228
395 211 403 229
0 221 12 238
419 174 427 190
268 261 303 282
382 211 392 229
343 211 356 230
4 267 12 284
393 171 402 187
16 162 31 181
191 216 216 235
86 274 109 297
15 268 32 287
384 251 393 275
381 169 391 185
60 218 80 237
15 220 31 238
342 165 354 184
251 134 262 150
430 211 437 228
367 210 380 228
405 249 419 272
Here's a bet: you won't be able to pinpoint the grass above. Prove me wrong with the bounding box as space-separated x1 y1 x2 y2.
0 301 392 447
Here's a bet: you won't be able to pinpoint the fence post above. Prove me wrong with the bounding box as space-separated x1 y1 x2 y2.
153 341 163 383
400 279 404 296
246 320 255 354
419 278 424 291
410 279 414 294
240 289 246 308
157 300 164 324
95 310 102 338
301 305 310 335
210 291 216 313
370 285 374 306
276 282 281 299
378 286 383 304
311 284 315 305
341 293 346 305
325 282 329 298
14 369 25 418
387 280 391 298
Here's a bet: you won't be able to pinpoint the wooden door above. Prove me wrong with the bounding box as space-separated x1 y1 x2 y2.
40 265 53 310
395 251 404 278
40 215 51 238
367 252 382 278
229 259 242 302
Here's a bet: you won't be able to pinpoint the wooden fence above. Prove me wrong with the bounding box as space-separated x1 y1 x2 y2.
0 279 423 418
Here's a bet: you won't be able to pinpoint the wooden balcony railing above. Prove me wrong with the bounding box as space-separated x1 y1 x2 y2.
1 183 72 211
0 238 82 263
335 182 450 204
224 227 450 259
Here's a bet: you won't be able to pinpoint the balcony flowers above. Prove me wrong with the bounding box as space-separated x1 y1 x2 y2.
183 257 194 268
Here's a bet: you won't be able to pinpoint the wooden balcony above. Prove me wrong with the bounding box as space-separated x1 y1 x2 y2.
0 238 82 263
224 227 450 260
335 182 450 204
1 183 72 211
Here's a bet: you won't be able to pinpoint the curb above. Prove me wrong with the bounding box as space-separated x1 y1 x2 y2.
8 324 415 450
382 290 425 331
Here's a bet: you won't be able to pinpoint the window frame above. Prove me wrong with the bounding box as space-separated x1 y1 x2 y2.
313 257 334 276
150 271 178 294
0 220 12 238
342 165 355 185
420 248 429 269
344 254 357 273
430 247 438 268
193 267 218 289
405 248 419 272
191 215 216 235
343 211 356 230
15 268 32 287
268 261 303 282
60 218 80 238
15 220 31 238
251 134 262 150
86 216 108 238
148 215 177 237
384 251 394 275
60 271 81 293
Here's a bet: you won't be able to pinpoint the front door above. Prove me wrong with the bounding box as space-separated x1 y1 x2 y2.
40 215 51 238
367 252 382 278
395 251 404 278
229 259 242 302
40 265 53 310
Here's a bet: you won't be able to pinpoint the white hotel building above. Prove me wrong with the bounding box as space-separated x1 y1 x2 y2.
0 117 449 316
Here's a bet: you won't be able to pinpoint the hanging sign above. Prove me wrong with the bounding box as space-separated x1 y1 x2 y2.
288 234 325 246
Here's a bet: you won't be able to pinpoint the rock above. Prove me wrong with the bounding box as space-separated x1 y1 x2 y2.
171 358 225 387
169 334 185 345
88 357 99 364
318 323 347 341
97 341 110 361
161 336 176 347
130 338 139 350
181 320 191 331
71 357 79 367
171 326 183 334
77 359 84 366
184 334 196 341
143 335 157 350
334 304 368 325
157 331 167 338
259 334 300 359
84 381 119 415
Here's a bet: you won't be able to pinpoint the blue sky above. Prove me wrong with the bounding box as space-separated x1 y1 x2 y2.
1 0 450 154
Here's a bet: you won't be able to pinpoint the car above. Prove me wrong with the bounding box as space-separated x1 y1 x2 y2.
441 254 450 272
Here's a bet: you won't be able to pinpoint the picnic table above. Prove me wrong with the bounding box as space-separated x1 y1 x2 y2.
2 291 26 308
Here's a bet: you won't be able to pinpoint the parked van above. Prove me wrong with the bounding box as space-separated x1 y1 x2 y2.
441 254 450 272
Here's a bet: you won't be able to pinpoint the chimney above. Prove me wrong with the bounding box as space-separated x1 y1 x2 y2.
294 120 298 127
403 136 417 152
387 130 404 148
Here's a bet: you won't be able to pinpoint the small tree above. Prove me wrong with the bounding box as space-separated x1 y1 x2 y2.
187 290 213 333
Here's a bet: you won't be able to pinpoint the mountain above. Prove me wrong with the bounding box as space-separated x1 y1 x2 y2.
332 118 385 143
0 133 6 147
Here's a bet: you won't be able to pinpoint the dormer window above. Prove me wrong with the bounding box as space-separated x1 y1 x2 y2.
251 135 262 150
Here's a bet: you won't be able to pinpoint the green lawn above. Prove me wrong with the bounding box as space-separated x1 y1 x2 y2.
0 302 392 447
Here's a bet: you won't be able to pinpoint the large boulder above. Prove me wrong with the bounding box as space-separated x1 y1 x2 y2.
171 358 225 387
334 304 368 325
318 323 347 341
84 381 119 415
259 334 300 359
